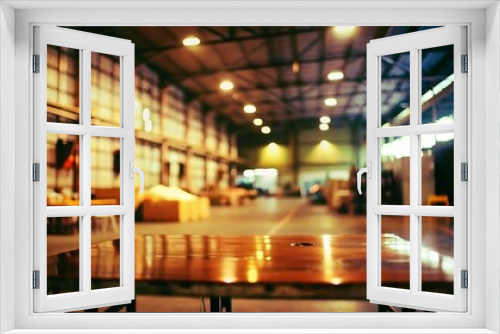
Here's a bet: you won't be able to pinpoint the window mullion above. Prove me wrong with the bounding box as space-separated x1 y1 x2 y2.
82 48 92 295
409 48 420 295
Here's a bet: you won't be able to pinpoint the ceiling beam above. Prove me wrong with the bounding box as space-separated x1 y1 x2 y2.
137 27 325 54
344 26 391 115
171 53 367 80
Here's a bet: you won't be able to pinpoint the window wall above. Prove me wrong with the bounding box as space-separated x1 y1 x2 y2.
46 44 239 204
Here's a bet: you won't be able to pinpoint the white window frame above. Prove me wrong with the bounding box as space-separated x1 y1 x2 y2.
0 1 498 333
33 26 136 313
366 26 467 312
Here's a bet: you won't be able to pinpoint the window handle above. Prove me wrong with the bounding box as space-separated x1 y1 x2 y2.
129 161 145 194
357 162 371 195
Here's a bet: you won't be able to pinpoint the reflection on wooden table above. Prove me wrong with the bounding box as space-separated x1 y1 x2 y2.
48 234 453 299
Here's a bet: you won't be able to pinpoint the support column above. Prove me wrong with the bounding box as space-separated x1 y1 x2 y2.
290 125 299 186
161 142 169 185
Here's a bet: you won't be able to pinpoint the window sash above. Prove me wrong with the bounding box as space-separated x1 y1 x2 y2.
366 26 467 312
33 26 135 313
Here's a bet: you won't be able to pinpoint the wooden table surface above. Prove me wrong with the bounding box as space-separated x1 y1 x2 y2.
48 234 453 299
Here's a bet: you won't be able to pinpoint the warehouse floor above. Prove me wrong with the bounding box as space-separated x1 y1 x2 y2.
136 197 369 237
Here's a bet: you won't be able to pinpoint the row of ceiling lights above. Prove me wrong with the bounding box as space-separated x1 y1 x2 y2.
181 26 356 47
218 70 341 134
219 80 273 134
182 27 356 134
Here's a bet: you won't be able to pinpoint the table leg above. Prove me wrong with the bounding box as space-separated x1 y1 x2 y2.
126 298 136 312
210 297 220 312
221 297 232 312
401 307 416 312
378 304 397 312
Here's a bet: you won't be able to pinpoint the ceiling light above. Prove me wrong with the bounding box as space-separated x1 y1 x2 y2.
292 61 300 74
324 97 337 107
319 123 329 131
253 118 263 126
333 26 356 36
327 71 344 81
182 36 201 46
220 80 234 91
244 104 257 113
261 126 271 134
319 116 331 124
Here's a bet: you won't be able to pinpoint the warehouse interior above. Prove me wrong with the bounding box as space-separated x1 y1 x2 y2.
45 26 455 312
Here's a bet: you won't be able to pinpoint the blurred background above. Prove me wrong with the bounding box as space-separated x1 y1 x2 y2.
46 26 455 312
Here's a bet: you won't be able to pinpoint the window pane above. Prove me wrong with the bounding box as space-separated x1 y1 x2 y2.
91 137 121 205
91 215 121 290
47 133 80 206
47 45 80 124
381 215 410 290
47 216 80 295
380 52 410 127
421 133 454 206
91 52 121 127
380 136 410 205
421 45 454 125
421 216 454 294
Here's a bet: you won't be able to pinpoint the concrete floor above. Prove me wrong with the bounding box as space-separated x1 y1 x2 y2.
136 197 368 237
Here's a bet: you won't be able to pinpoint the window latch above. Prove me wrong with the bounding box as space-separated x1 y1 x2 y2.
357 162 371 195
129 161 144 194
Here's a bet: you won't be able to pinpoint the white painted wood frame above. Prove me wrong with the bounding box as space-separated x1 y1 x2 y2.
33 26 135 313
1 2 497 333
366 26 467 312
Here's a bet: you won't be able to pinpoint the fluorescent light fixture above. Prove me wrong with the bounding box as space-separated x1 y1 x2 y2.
324 97 338 107
319 116 331 124
388 74 454 126
261 126 271 134
253 118 263 126
421 135 436 149
327 71 344 81
182 37 200 46
320 140 330 148
319 123 329 131
333 26 356 36
244 104 257 113
436 115 454 124
254 168 278 177
243 169 254 177
381 136 411 160
220 80 234 91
